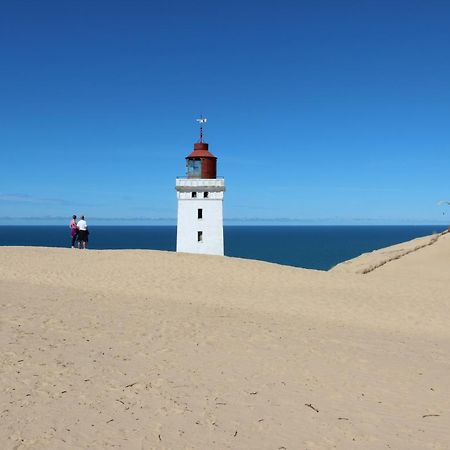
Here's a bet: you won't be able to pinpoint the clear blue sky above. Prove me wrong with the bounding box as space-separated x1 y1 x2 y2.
1 0 449 225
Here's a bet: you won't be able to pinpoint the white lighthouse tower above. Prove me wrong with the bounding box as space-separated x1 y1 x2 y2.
176 118 225 256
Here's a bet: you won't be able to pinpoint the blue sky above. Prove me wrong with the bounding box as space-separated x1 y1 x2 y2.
1 0 449 225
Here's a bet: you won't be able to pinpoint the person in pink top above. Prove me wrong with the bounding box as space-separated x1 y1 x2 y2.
69 215 78 248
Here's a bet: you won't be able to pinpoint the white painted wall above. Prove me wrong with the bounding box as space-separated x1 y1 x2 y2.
176 178 225 256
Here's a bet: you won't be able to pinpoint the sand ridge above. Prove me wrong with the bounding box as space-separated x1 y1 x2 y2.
1 234 449 449
332 230 448 274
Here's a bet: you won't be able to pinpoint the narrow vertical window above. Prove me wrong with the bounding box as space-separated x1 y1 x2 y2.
198 208 203 219
197 231 203 242
192 192 197 198
203 192 209 198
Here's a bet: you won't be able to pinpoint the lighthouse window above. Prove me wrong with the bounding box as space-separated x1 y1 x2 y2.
187 159 201 178
203 192 209 198
198 208 203 219
197 231 203 242
191 192 197 198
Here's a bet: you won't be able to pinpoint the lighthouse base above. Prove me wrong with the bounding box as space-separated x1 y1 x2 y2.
176 178 225 256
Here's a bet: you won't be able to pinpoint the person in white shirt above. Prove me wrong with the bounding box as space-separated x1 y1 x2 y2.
77 215 89 249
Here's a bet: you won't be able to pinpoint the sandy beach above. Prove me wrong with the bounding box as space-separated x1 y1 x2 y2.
1 232 449 449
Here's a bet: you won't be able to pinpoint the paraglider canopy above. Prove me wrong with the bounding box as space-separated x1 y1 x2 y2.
437 200 450 218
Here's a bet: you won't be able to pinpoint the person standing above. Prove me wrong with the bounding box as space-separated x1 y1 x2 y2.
77 215 89 249
69 215 78 248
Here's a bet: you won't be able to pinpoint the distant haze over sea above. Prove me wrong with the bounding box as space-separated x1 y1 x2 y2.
0 217 448 226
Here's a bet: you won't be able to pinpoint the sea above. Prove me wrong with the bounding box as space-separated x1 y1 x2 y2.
0 225 446 271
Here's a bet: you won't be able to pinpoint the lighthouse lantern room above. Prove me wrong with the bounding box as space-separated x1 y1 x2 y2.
176 118 225 256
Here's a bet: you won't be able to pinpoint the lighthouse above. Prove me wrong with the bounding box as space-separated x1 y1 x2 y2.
176 118 225 256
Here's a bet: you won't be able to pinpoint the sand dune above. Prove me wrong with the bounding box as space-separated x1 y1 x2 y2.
332 230 447 274
1 233 449 449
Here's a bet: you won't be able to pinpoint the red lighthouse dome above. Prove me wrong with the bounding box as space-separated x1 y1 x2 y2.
186 142 217 179
185 117 217 179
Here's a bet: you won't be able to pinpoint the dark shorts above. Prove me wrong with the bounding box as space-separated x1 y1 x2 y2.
78 230 88 242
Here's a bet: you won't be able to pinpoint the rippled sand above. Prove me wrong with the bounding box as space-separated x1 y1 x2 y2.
1 232 449 449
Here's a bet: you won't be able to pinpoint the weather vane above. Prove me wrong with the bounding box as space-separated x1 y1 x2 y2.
196 115 207 143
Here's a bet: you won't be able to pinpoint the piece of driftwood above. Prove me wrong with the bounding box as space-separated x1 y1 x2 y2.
305 403 319 413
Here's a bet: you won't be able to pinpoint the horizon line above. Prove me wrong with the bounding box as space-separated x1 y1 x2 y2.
0 216 448 227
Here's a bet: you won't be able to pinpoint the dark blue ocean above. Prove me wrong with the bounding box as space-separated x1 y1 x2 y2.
0 225 446 270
